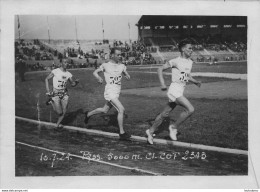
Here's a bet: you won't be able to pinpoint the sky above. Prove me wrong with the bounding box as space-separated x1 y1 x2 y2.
15 15 141 41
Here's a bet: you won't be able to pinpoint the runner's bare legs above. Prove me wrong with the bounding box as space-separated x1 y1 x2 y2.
147 96 194 142
148 102 177 135
110 98 126 134
86 98 127 135
87 102 111 117
170 96 194 129
52 97 69 127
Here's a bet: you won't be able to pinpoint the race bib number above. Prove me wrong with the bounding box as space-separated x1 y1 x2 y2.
109 75 122 85
57 80 67 88
179 72 189 82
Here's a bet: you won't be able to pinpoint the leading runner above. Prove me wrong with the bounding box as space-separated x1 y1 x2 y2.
84 48 131 140
146 39 202 144
45 58 79 131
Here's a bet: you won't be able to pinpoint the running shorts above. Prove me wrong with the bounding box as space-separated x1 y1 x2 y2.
52 88 69 102
104 85 121 101
167 83 185 102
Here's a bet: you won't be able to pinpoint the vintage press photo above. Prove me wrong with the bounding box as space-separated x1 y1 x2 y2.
1 0 260 189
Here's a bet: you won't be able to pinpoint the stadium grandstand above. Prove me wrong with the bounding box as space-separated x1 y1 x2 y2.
15 15 247 72
136 15 247 63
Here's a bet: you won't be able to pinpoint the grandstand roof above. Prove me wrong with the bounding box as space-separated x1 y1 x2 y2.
137 16 247 26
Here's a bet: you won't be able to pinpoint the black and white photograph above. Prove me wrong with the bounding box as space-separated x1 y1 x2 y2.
1 0 260 190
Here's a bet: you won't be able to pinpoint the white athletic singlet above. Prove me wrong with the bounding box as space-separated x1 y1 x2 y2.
167 57 193 102
169 56 193 86
52 68 72 90
99 61 126 101
100 62 126 87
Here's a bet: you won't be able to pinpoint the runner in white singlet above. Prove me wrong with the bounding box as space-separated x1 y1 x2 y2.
100 61 126 101
84 48 131 140
45 58 79 130
146 39 202 144
167 56 193 102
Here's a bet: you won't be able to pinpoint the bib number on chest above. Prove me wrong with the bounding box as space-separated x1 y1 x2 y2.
109 75 122 85
57 80 67 88
179 72 189 82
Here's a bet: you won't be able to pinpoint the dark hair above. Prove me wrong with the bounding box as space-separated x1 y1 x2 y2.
62 58 69 64
110 48 121 56
110 48 116 55
178 39 192 52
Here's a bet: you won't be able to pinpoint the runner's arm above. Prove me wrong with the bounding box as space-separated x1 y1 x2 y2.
188 74 201 87
45 72 54 94
93 68 104 84
158 61 172 90
123 70 130 80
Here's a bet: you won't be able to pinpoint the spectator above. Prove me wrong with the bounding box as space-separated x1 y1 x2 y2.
94 59 98 69
16 59 26 82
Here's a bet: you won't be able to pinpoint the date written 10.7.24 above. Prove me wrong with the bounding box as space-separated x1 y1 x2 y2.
40 152 72 167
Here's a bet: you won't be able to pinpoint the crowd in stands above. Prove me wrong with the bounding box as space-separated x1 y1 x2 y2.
159 46 174 52
196 54 246 63
113 40 124 47
89 48 106 59
15 36 247 73
23 60 89 72
15 39 55 61
189 35 247 53
146 46 157 53
228 42 246 52
119 40 156 65
64 47 84 58
62 46 108 61
196 56 213 63
223 54 246 61
147 35 247 54
203 44 228 52
26 62 45 71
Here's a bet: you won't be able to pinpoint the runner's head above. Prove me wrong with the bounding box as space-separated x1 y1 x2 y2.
178 39 193 58
110 48 122 63
61 58 69 69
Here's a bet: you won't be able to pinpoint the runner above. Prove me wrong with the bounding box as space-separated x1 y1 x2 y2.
84 48 131 140
146 39 202 144
45 58 79 131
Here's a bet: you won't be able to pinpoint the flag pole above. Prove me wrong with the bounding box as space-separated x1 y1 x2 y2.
128 21 131 43
75 16 80 47
47 16 51 43
17 15 21 40
102 18 104 41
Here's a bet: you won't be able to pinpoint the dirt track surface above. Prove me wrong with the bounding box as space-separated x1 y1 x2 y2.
121 80 247 100
16 120 248 176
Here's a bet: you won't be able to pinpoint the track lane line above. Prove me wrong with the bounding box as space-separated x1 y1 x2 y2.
16 116 248 155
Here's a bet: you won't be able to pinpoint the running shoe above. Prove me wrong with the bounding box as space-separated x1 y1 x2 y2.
84 111 89 124
169 125 178 141
146 129 154 145
119 132 131 141
54 124 64 132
